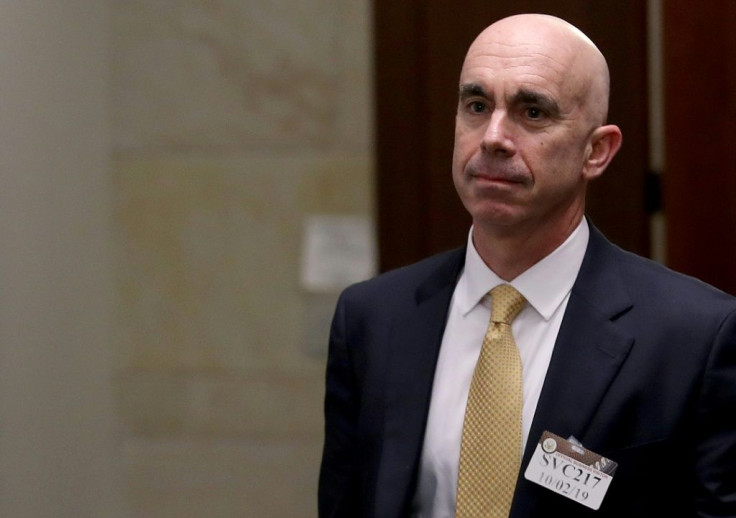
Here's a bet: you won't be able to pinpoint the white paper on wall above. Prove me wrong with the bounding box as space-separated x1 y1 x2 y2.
300 214 377 293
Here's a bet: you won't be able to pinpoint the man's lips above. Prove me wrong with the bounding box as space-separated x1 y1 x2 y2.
469 171 526 184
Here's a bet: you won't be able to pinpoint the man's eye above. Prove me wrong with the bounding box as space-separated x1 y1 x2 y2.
469 101 486 114
526 107 544 119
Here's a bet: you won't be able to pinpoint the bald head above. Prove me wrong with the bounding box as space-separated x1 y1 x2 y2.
451 13 623 260
463 14 611 126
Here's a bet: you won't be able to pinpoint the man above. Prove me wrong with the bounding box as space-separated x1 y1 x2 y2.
319 13 736 518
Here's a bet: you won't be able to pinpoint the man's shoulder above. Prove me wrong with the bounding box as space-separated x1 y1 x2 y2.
573 225 736 324
341 247 465 304
603 239 736 312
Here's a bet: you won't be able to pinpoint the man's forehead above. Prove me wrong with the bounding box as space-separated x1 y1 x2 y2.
462 37 572 77
460 38 585 100
459 56 567 98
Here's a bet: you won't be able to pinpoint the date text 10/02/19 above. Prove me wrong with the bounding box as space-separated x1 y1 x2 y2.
536 453 605 503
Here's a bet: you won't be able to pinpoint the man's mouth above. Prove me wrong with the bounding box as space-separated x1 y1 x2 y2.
470 171 526 185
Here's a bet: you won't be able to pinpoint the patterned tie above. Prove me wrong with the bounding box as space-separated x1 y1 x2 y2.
455 284 527 518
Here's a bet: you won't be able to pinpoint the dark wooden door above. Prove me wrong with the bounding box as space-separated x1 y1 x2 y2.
374 1 650 272
663 1 736 295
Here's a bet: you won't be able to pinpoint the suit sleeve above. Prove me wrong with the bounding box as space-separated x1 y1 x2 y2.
318 291 362 517
695 308 736 517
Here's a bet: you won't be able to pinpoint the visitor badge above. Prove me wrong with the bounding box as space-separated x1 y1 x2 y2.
524 431 617 510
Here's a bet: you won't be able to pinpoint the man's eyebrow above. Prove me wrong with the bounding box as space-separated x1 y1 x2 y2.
458 83 489 100
512 89 561 117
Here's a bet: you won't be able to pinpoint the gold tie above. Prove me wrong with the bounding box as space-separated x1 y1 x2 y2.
456 284 527 518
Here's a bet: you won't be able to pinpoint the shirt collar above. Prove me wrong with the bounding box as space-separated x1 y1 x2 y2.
457 218 589 321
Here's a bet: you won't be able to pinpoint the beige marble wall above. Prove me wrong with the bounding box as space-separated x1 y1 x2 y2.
112 1 374 517
0 2 122 517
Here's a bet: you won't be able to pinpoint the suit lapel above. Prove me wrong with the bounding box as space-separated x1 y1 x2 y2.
513 226 636 516
372 249 464 518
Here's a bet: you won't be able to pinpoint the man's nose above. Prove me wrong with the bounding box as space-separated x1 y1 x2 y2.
481 111 515 156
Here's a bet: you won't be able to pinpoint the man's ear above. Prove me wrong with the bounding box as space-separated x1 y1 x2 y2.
583 124 623 180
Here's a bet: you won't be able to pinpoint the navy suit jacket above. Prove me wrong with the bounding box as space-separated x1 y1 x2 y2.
319 225 736 517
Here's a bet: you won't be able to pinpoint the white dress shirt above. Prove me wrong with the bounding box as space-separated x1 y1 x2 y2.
411 219 589 518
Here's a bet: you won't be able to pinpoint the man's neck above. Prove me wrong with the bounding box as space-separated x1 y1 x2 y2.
472 213 584 281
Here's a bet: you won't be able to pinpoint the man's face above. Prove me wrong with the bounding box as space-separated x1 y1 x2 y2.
452 24 598 236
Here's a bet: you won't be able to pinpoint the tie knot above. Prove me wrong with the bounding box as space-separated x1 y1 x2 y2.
490 284 526 325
